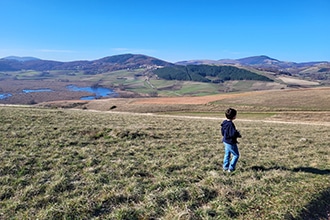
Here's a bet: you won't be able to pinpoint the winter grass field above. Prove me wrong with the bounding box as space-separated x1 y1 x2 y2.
0 106 329 219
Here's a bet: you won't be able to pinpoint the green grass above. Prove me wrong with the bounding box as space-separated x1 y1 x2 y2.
177 82 220 96
151 81 222 96
149 79 176 88
0 106 329 219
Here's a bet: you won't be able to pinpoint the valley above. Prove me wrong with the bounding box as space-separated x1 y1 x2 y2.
0 54 329 105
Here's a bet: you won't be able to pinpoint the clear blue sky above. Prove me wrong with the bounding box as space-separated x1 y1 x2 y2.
0 0 329 63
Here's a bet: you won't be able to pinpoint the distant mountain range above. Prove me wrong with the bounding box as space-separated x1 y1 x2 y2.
176 55 330 79
2 56 41 62
1 54 329 78
176 55 329 69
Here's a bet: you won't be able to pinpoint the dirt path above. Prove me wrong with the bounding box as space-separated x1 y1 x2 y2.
85 109 330 127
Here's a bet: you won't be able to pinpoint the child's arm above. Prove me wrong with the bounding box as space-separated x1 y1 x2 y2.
235 130 242 138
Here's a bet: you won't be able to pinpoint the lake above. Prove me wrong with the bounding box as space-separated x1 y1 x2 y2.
0 93 12 100
22 89 53 93
66 85 118 100
0 85 117 101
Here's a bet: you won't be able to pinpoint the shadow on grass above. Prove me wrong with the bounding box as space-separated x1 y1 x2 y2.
250 165 330 220
285 187 330 220
250 165 330 175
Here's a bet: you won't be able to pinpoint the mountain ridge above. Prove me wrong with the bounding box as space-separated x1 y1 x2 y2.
0 54 174 73
2 54 329 66
176 55 330 79
1 54 329 80
2 56 41 62
176 55 329 67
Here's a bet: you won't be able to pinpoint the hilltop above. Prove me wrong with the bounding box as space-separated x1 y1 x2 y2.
2 56 41 62
0 54 174 73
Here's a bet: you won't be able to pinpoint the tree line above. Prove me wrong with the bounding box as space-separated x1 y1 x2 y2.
153 65 273 83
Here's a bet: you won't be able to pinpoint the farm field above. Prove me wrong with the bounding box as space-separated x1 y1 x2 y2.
0 99 329 219
40 87 330 126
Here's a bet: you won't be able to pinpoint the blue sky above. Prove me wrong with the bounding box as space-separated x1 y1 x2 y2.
0 0 329 62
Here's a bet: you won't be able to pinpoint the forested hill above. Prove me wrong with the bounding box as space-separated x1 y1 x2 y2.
153 65 273 83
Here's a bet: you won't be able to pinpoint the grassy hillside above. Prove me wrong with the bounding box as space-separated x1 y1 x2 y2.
0 106 329 219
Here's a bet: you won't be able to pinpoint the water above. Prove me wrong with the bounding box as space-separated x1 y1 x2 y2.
22 89 53 93
0 86 117 101
66 85 117 100
0 93 12 100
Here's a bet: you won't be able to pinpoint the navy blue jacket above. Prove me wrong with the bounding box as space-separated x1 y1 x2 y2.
221 120 241 144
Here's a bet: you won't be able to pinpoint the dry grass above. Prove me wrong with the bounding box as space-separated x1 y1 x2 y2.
213 87 330 111
36 87 330 127
0 106 329 219
39 86 330 110
131 87 330 111
278 76 320 86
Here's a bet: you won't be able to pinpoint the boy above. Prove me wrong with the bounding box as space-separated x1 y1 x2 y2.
221 108 241 172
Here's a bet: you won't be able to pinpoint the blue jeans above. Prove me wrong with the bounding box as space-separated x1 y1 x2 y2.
223 142 240 171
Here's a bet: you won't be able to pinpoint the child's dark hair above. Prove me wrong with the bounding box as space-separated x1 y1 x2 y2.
225 108 237 120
